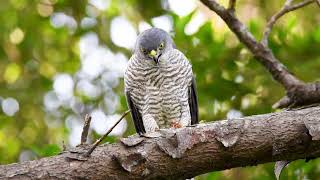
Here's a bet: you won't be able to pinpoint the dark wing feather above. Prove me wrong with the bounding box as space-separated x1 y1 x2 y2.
125 91 146 135
189 76 199 125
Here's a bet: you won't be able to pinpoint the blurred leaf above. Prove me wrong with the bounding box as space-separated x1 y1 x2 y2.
31 144 61 157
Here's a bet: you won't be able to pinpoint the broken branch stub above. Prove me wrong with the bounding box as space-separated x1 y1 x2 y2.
274 160 290 180
80 114 92 145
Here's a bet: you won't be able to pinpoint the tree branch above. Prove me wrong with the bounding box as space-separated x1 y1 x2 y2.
261 0 315 46
200 0 302 88
228 0 236 12
1 106 320 179
200 0 320 108
80 114 91 145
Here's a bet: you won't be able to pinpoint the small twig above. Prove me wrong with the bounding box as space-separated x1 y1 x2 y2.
85 110 131 156
228 0 236 12
80 114 92 144
316 0 320 7
261 0 315 46
272 96 291 109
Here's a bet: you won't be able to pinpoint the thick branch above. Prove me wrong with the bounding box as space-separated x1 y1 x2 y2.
200 0 320 108
262 0 315 46
1 106 320 179
200 0 303 90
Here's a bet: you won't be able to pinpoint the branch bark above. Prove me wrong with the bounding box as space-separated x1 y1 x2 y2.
228 0 236 11
80 114 91 145
1 106 320 179
200 0 320 108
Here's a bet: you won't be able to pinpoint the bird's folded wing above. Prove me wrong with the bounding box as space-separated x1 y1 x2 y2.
189 76 199 125
126 91 146 135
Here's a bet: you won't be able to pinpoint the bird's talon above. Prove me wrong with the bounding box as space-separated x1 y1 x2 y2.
171 121 182 129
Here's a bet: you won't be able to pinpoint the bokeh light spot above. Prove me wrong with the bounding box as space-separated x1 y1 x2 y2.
184 11 206 35
138 21 152 33
53 74 74 100
151 15 173 33
4 63 21 84
39 62 56 78
227 109 243 119
9 28 24 44
167 0 196 16
110 16 137 49
37 2 53 17
89 0 110 10
50 13 77 33
91 109 127 136
2 97 20 116
44 91 61 111
19 150 37 162
80 17 97 29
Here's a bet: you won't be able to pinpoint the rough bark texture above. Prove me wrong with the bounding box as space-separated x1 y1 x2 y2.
200 0 320 108
1 106 320 179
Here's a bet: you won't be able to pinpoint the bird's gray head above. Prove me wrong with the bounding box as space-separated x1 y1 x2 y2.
134 28 175 64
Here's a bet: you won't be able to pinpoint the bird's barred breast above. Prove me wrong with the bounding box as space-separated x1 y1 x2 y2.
125 49 192 127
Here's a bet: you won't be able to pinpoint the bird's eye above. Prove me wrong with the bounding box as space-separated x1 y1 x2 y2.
159 42 164 50
141 48 147 54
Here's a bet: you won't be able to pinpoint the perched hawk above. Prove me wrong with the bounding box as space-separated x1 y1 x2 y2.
124 28 198 136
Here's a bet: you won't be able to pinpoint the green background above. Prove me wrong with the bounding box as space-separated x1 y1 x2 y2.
0 0 320 179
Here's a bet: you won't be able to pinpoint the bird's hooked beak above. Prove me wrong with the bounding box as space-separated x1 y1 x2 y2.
149 49 161 64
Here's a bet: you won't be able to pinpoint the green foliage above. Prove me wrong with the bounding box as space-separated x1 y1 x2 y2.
31 144 61 157
0 0 319 179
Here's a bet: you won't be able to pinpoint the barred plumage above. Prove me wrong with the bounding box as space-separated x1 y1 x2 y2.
124 28 198 135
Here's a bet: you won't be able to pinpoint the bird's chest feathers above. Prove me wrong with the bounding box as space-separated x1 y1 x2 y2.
145 65 180 89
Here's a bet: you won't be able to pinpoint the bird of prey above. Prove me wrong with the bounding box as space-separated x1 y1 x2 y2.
124 28 198 136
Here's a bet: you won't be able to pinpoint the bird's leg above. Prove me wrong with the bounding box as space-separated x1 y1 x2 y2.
176 114 192 128
141 115 161 138
141 129 162 138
